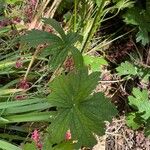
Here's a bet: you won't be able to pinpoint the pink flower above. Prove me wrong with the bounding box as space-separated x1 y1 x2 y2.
31 129 42 150
15 95 27 100
31 129 40 143
65 130 71 140
15 58 23 68
18 79 30 90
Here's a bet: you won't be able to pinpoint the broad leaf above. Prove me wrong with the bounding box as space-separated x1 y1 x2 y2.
126 113 144 130
20 30 62 47
47 67 117 148
116 61 150 83
84 55 108 72
116 61 137 76
127 88 150 131
21 19 83 70
123 7 150 45
43 18 66 39
45 33 83 70
128 88 150 120
136 29 149 46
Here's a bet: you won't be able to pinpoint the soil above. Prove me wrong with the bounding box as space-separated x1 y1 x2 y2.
93 116 150 150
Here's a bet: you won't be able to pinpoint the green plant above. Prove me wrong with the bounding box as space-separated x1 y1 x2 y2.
83 55 108 72
21 18 83 73
66 0 134 53
1 0 144 148
126 88 150 137
123 1 150 45
116 61 150 83
20 17 118 148
47 67 117 148
116 60 150 136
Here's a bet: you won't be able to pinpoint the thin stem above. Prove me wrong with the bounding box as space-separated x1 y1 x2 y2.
99 79 125 83
24 46 41 80
102 9 120 23
80 0 105 53
85 28 135 55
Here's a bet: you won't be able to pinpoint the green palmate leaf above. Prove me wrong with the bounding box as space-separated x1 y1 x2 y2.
136 29 149 46
47 67 117 148
123 7 139 25
116 61 137 76
116 61 150 82
84 55 108 72
126 88 150 131
126 113 144 130
0 139 21 150
43 18 66 39
46 33 82 69
21 18 83 70
128 88 150 120
20 29 62 47
123 7 150 45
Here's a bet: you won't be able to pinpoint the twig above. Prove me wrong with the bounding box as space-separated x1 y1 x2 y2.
98 79 125 83
24 46 41 80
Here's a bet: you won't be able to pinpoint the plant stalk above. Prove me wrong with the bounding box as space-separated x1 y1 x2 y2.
80 0 106 53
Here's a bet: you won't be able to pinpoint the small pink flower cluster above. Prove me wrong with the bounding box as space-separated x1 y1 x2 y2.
18 79 30 90
64 57 74 71
15 58 23 69
15 95 27 100
31 129 42 150
65 130 71 140
0 17 21 28
15 79 30 100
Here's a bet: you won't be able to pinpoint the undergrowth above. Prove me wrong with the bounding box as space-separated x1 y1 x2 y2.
0 0 150 150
